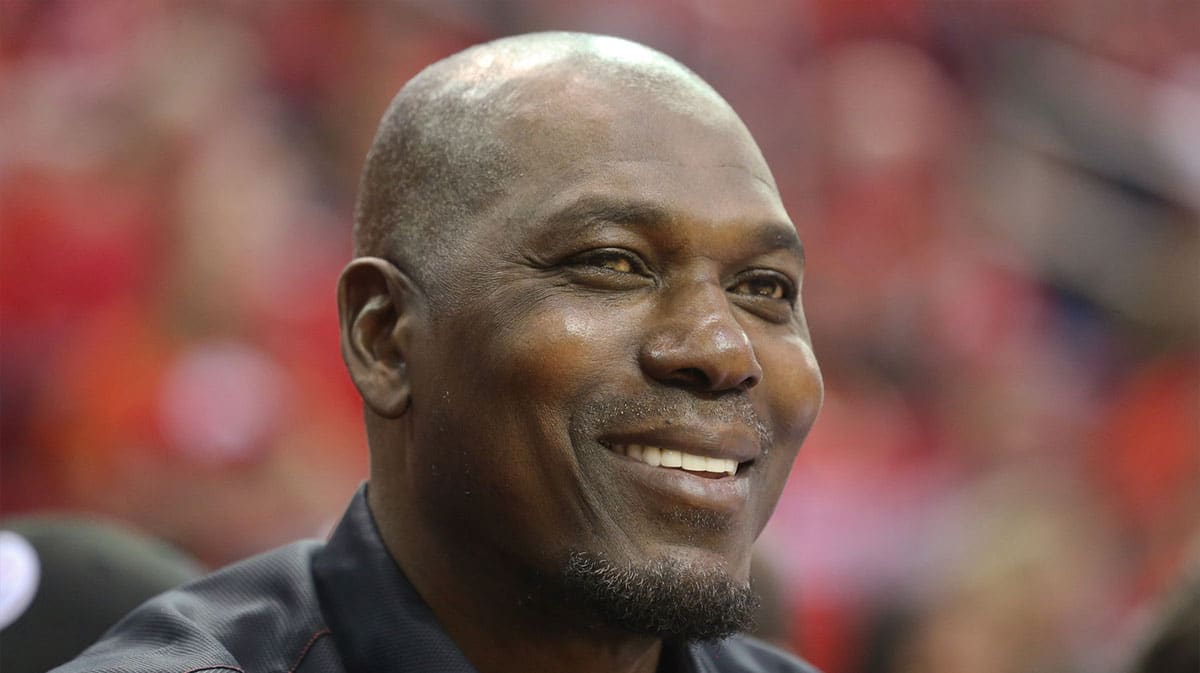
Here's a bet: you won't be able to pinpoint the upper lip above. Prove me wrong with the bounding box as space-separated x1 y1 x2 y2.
599 424 760 464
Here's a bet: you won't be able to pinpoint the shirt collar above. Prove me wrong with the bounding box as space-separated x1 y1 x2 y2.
312 485 481 673
312 485 701 673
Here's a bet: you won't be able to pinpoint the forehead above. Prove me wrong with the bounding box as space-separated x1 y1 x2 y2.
498 65 765 170
480 69 790 244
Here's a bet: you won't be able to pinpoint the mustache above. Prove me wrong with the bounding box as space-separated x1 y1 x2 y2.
570 389 771 455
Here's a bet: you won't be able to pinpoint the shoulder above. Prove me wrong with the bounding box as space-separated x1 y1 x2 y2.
51 541 341 673
691 635 822 673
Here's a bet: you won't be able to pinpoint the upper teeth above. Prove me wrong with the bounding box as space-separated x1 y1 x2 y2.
611 444 738 477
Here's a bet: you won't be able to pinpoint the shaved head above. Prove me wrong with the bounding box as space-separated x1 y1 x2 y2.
353 32 744 303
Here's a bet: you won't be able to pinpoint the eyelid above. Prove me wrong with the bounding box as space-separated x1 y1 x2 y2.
730 269 797 300
566 247 651 274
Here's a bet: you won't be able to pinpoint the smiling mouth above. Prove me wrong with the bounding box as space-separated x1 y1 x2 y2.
606 443 745 478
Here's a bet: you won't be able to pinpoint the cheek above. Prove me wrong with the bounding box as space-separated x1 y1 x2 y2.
744 338 820 540
760 334 823 454
425 300 636 481
491 303 636 393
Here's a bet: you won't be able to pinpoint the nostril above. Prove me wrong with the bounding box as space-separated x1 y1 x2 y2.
741 373 760 391
661 367 759 393
671 367 711 389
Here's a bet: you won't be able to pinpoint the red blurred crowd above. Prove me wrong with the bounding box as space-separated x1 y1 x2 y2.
1 2 1197 672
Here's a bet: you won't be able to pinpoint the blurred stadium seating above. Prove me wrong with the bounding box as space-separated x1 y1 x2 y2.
1 2 1196 671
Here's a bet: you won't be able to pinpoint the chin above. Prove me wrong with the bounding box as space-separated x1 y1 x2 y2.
555 549 760 641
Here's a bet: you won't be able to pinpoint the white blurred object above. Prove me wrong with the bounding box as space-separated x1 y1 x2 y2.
0 532 40 631
157 341 290 464
1152 56 1200 211
826 39 958 172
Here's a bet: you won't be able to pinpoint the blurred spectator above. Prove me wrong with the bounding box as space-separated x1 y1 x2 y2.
0 517 203 673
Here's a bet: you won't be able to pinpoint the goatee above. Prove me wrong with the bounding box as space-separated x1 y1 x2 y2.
559 551 759 641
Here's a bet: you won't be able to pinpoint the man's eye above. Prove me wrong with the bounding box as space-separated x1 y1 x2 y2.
729 275 793 301
569 249 644 274
593 254 634 273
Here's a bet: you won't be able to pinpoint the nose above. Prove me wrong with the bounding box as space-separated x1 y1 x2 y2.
638 281 763 393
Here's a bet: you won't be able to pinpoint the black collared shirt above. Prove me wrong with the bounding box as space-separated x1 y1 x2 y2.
53 487 819 673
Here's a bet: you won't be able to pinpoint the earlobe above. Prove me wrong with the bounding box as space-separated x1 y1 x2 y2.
337 257 421 418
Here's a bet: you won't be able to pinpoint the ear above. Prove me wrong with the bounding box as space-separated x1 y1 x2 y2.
337 257 422 418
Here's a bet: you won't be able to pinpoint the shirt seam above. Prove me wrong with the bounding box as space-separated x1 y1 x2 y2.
286 627 333 673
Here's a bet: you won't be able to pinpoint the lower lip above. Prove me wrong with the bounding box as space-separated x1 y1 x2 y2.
609 450 751 513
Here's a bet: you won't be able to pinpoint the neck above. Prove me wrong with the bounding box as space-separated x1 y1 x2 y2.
368 484 668 673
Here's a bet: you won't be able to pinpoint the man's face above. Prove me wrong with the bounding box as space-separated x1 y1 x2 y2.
401 75 822 626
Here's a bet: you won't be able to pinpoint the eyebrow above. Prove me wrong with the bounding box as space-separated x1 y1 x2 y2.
544 195 805 261
545 197 673 230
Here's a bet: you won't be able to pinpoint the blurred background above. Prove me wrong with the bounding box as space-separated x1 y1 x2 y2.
1 1 1197 671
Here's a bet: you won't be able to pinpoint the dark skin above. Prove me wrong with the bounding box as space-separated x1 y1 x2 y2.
339 48 823 673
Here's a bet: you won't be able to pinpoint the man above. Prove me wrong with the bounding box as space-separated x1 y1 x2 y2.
56 32 824 673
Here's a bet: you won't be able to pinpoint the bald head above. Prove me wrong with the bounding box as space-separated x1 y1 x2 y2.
353 32 750 301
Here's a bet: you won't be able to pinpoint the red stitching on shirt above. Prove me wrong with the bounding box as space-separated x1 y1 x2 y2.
287 628 333 673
